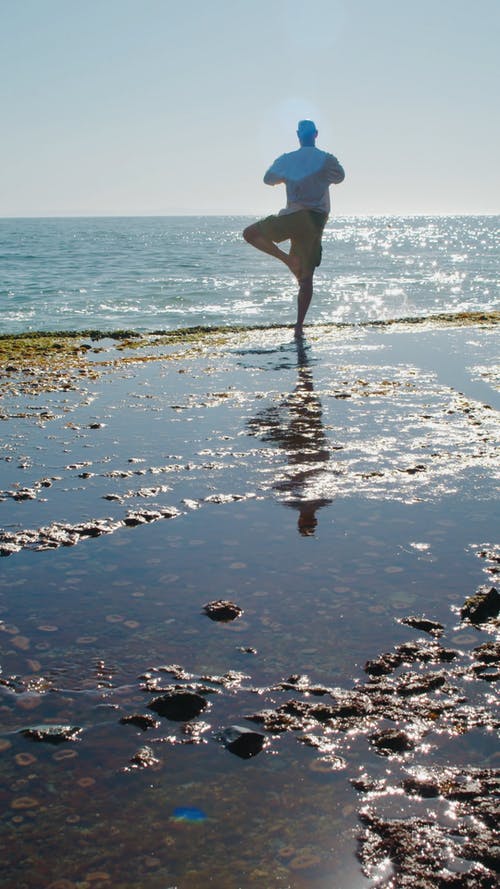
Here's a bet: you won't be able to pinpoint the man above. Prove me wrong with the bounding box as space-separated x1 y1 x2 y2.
243 120 345 337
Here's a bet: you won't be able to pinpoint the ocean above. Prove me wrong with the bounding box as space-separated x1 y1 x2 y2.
1 214 498 334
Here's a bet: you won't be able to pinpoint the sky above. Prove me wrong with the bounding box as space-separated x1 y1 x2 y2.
1 0 499 217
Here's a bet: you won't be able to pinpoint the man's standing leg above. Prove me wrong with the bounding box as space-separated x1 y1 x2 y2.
295 275 313 338
290 212 325 338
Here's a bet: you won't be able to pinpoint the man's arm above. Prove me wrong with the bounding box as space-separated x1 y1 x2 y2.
263 155 286 185
324 154 345 184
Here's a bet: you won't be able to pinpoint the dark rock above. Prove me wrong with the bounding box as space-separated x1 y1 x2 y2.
73 521 112 538
40 525 79 546
473 641 500 663
462 837 500 872
21 724 82 744
351 776 387 794
147 691 208 721
403 464 426 474
437 868 500 888
0 542 20 557
400 616 444 637
124 507 179 526
281 698 337 724
125 745 161 771
472 664 500 681
203 599 243 622
120 714 159 731
124 510 160 526
220 725 266 759
461 586 500 624
328 689 374 718
277 674 332 696
396 671 447 696
246 708 305 733
365 641 458 676
199 670 249 688
402 776 440 797
369 728 416 754
154 664 194 680
12 488 37 501
365 651 404 676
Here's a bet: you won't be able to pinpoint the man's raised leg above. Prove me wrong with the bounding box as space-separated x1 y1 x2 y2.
243 223 301 279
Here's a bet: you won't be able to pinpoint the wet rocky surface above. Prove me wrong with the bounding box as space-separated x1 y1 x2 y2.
357 768 499 888
0 321 498 887
0 509 181 556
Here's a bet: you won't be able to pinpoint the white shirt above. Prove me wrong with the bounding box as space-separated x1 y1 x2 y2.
264 146 345 215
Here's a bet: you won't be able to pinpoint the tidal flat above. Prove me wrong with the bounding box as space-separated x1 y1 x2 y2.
0 316 499 889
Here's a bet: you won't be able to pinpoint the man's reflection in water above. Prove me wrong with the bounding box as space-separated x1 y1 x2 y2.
247 340 333 535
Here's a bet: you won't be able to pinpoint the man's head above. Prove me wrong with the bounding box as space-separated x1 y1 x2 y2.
297 119 318 147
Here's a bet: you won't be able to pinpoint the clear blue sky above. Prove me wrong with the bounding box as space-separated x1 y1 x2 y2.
1 0 499 216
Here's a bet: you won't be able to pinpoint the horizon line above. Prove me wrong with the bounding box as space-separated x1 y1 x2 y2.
1 210 499 221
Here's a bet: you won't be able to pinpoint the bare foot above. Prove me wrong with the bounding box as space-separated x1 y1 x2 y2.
294 324 304 339
287 254 302 281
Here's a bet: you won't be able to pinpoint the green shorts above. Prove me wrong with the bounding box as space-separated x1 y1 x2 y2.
257 209 328 276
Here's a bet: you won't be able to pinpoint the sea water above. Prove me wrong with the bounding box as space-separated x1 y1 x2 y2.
0 214 498 334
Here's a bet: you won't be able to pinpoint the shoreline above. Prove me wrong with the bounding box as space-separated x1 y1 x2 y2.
0 310 498 367
1 308 498 340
